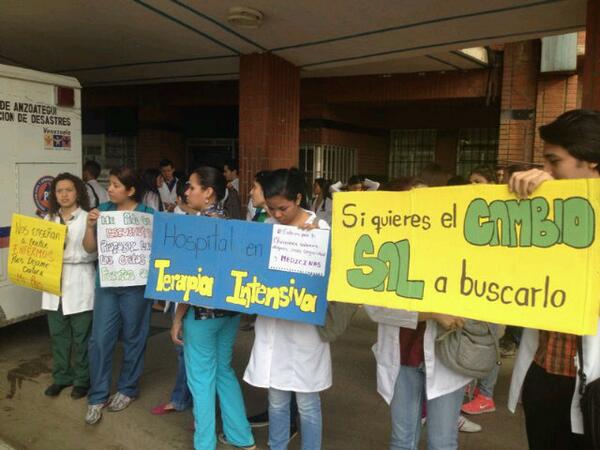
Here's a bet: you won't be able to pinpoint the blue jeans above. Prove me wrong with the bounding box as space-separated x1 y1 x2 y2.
390 365 464 450
478 323 499 398
88 286 151 405
170 343 192 410
478 363 499 398
269 388 322 450
183 312 253 450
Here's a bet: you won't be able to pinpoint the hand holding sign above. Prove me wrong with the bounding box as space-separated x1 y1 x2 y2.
97 211 153 287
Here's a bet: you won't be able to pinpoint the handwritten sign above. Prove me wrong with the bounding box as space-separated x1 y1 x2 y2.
327 180 600 335
144 213 330 325
269 225 329 276
8 214 66 296
97 211 153 287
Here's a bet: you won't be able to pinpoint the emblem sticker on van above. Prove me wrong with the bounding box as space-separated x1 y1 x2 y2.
33 175 54 213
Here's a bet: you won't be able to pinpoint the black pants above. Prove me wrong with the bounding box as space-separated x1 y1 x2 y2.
522 362 585 450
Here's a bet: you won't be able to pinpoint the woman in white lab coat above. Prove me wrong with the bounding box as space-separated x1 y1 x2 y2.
244 168 331 450
365 306 472 450
365 176 472 450
42 173 97 400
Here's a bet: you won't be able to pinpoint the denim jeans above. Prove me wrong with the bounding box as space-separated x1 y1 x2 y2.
170 343 192 411
390 365 464 450
183 312 254 450
269 388 322 450
478 363 499 398
478 323 499 398
88 286 151 405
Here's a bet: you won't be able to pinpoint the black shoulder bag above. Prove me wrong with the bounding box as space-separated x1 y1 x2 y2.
577 336 600 449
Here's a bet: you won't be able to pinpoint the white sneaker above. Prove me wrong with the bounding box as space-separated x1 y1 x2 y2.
107 392 134 412
458 415 482 433
85 404 104 425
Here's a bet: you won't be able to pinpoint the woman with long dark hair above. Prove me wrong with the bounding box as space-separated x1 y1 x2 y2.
170 167 255 450
311 178 332 225
244 168 330 450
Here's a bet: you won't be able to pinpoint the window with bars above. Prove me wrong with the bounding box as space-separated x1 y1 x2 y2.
388 129 437 178
456 128 499 177
83 134 137 183
299 144 357 187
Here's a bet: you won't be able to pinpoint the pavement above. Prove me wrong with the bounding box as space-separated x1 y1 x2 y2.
0 309 527 450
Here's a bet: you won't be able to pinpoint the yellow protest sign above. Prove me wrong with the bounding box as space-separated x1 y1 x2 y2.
8 214 66 296
328 180 600 335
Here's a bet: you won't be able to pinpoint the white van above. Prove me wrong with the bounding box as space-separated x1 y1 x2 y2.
0 63 82 327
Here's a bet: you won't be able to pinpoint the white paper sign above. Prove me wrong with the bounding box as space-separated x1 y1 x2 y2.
97 211 153 287
268 225 329 276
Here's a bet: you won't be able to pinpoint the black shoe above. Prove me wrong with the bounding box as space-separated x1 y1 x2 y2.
248 411 269 428
71 386 89 400
44 383 72 397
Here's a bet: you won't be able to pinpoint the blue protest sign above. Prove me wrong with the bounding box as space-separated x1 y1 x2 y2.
144 212 330 325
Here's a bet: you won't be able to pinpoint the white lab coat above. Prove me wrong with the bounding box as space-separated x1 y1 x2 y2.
244 211 332 393
157 177 180 207
508 325 600 434
311 196 332 226
365 306 472 404
143 191 161 212
42 208 97 315
85 179 109 209
246 198 257 221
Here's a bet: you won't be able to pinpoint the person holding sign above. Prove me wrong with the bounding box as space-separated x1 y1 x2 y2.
365 177 474 450
460 168 499 422
42 173 96 400
508 110 600 450
83 167 154 425
170 166 256 450
243 168 331 450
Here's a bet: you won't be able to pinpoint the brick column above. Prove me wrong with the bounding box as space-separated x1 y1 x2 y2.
582 0 600 109
239 53 300 200
532 74 579 162
498 41 539 164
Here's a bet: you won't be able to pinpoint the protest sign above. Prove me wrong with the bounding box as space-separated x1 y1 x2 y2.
327 180 600 335
8 214 66 296
145 213 330 325
97 211 153 287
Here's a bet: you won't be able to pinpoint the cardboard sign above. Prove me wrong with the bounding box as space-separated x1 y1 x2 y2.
327 180 600 335
97 211 153 287
145 213 330 325
8 214 66 296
